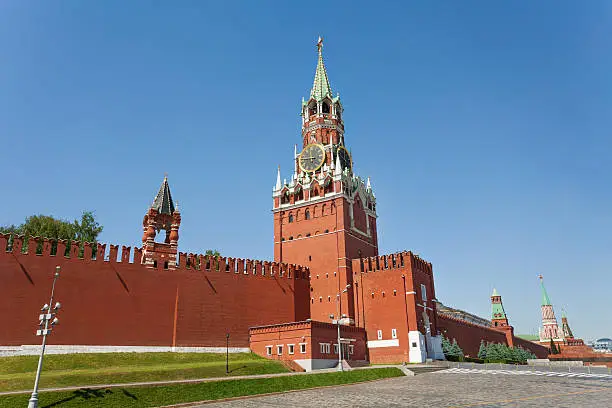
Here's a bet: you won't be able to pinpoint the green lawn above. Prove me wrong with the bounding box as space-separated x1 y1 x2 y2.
0 367 403 408
0 352 288 392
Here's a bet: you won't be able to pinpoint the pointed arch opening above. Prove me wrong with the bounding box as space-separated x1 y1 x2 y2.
322 101 330 114
308 102 317 117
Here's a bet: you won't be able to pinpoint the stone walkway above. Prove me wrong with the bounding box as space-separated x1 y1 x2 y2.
193 370 612 407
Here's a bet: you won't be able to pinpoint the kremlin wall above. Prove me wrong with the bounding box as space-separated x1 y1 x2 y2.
0 236 309 349
0 39 559 369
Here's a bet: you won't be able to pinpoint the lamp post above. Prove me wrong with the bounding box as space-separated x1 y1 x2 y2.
28 266 62 408
226 333 230 374
330 284 351 372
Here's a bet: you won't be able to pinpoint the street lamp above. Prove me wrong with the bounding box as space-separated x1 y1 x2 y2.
330 284 351 372
28 266 62 408
226 333 230 374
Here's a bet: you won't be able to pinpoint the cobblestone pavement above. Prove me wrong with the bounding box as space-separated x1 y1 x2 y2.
198 370 612 407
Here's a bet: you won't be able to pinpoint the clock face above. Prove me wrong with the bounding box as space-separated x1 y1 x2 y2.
337 146 352 171
299 144 326 173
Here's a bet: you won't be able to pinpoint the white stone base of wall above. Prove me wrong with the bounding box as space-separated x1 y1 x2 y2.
0 345 250 357
293 358 343 372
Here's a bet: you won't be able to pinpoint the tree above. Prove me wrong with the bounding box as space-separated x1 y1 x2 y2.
450 339 464 359
1 211 103 256
205 249 221 257
549 338 559 355
441 335 452 356
485 343 501 362
441 335 464 361
478 340 487 360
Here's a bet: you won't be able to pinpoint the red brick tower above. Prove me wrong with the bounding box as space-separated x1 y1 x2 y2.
538 275 564 342
561 309 574 339
142 175 181 269
273 38 378 323
490 288 515 347
490 288 509 328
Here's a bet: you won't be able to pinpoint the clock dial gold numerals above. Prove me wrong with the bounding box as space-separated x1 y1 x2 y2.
336 146 352 171
299 144 326 173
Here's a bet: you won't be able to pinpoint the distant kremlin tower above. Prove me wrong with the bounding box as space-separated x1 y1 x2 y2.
538 275 565 343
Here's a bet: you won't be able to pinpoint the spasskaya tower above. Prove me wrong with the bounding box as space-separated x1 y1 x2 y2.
273 38 378 323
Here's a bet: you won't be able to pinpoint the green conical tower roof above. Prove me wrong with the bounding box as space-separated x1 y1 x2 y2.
310 37 333 101
491 288 506 319
539 275 552 306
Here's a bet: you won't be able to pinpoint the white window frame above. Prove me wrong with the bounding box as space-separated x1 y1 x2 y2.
288 344 295 355
266 345 273 356
377 329 383 340
320 343 326 354
277 345 283 355
421 283 427 302
325 343 331 354
392 328 397 339
333 344 339 354
299 343 307 354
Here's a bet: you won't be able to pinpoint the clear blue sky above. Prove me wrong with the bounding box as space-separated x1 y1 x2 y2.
1 1 610 341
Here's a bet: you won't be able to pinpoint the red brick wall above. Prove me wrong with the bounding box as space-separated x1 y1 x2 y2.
351 252 437 364
0 235 309 348
250 323 313 361
438 315 549 358
249 321 367 362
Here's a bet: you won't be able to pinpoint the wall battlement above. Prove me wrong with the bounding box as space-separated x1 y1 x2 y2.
351 251 433 275
0 233 309 281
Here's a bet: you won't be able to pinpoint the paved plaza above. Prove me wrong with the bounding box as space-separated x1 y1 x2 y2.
200 368 612 407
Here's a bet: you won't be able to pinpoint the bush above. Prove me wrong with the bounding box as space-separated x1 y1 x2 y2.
481 342 536 364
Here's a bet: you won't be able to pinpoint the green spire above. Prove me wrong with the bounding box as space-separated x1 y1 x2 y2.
539 275 552 306
561 308 567 319
310 36 333 101
491 303 506 319
491 288 506 320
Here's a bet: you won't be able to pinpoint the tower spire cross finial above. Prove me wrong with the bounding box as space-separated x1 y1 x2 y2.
310 36 332 101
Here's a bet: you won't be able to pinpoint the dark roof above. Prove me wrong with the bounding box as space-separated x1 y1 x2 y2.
152 177 175 215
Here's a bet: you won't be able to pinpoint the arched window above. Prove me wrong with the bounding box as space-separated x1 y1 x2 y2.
309 104 317 117
305 209 310 220
322 102 330 114
335 104 341 119
288 214 294 223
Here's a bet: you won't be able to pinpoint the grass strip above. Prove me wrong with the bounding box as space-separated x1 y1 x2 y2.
0 353 288 392
0 352 269 374
0 367 404 408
